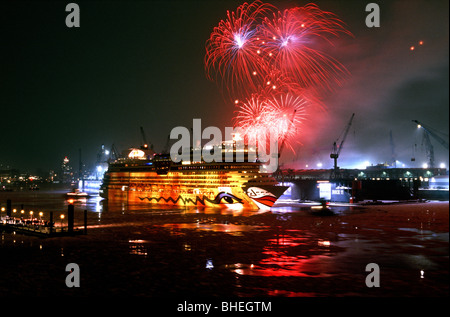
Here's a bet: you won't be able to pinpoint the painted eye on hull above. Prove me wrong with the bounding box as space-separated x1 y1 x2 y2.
214 192 243 205
222 196 234 203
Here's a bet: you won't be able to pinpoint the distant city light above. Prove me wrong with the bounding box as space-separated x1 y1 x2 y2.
440 163 446 169
422 163 428 169
317 162 323 168
396 160 406 168
353 160 371 169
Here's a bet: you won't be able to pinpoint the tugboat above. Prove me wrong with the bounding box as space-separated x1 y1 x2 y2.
66 188 90 198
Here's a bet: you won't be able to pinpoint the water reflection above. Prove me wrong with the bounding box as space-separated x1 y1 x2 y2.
1 189 448 297
251 230 335 277
129 239 149 257
162 222 265 236
160 213 340 279
206 259 214 270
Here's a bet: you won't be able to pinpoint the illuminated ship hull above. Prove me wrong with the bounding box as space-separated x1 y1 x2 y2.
100 155 287 210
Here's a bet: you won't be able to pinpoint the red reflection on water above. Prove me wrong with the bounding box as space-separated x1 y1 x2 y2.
162 222 267 237
229 231 334 277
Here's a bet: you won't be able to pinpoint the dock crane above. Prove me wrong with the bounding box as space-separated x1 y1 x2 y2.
412 120 449 168
330 113 355 179
162 134 171 154
140 126 153 150
278 109 297 159
389 130 396 167
108 143 119 162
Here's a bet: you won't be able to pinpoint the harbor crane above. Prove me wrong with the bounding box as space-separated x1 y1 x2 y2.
412 120 449 168
108 143 119 162
278 109 297 159
162 134 171 154
140 126 153 150
330 113 355 179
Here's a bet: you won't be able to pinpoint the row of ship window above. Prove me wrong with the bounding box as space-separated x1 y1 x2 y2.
112 186 237 193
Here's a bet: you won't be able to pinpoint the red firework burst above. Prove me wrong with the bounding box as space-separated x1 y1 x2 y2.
260 4 351 93
233 94 273 143
234 93 309 153
205 1 276 99
264 93 307 145
206 1 351 157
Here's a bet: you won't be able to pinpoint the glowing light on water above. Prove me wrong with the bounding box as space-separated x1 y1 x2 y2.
206 259 214 270
318 240 331 247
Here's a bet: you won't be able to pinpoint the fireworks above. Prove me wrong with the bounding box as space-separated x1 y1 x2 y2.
205 1 276 99
205 1 350 155
234 93 308 152
260 4 351 93
265 93 307 140
233 94 273 143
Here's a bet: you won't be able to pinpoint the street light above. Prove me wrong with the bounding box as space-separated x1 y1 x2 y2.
60 214 65 231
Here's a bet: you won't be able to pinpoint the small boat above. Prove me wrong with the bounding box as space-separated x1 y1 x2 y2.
66 189 90 198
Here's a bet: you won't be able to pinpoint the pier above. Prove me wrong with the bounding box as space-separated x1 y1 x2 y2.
274 167 449 203
0 200 87 237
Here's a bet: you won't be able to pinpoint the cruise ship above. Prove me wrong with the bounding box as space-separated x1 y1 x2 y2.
99 143 287 210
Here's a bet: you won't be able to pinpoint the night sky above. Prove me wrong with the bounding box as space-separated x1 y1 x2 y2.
1 0 448 173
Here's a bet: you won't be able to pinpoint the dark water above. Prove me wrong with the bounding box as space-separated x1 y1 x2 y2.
0 188 448 297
